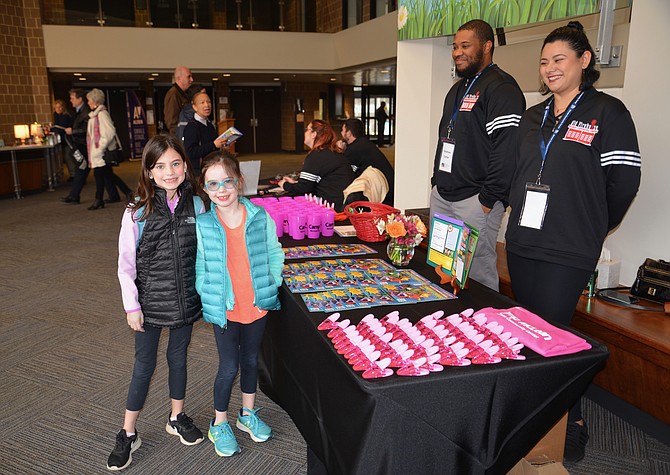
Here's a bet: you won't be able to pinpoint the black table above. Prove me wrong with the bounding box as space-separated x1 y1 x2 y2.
259 234 608 475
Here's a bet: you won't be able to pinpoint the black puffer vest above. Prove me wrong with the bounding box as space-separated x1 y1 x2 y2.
135 184 202 328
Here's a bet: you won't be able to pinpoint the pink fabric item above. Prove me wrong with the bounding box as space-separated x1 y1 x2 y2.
474 307 591 357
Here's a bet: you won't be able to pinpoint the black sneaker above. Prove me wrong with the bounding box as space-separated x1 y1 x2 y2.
165 412 204 445
564 421 589 465
107 429 141 471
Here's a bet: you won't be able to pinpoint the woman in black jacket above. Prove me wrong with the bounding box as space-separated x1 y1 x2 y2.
278 120 354 211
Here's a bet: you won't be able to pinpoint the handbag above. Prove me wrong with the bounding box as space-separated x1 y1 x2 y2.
630 258 670 303
103 135 125 167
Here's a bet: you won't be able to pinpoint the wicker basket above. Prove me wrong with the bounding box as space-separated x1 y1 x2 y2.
345 201 400 242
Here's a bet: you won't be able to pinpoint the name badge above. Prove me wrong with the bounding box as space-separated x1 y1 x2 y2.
519 183 550 230
439 138 456 173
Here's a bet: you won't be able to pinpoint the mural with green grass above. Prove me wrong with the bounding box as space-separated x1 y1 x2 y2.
397 0 600 41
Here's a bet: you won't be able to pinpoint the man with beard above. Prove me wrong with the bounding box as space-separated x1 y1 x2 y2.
430 19 525 291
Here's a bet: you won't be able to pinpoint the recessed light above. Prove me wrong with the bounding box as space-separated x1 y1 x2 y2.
273 77 280 81
330 78 336 81
212 77 219 81
73 73 82 76
151 73 159 76
78 77 87 81
148 77 155 81
223 73 231 77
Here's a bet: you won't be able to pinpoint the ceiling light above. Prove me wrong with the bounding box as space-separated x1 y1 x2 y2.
73 73 82 76
151 73 159 76
148 77 155 81
212 77 219 81
330 78 336 81
381 70 390 74
78 77 87 81
223 73 231 77
273 77 280 81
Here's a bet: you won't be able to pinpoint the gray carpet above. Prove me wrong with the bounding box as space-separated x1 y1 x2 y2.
0 154 668 474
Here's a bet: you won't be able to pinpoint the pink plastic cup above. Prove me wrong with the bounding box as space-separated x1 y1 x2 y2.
289 213 306 240
321 209 335 237
307 213 321 239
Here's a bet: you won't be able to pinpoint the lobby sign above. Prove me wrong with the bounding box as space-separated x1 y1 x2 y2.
126 91 148 158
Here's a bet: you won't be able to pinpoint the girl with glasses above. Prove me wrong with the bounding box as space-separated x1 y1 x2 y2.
195 151 284 458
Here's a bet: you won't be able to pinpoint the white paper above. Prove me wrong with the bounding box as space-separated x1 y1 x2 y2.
239 160 261 196
519 190 548 229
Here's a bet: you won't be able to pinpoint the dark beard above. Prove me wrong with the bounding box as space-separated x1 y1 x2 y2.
455 49 485 79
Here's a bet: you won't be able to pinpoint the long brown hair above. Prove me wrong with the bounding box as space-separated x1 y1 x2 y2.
309 120 341 153
198 151 246 206
129 135 197 221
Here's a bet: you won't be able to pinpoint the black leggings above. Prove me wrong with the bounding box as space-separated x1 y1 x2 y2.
506 251 592 422
212 317 267 413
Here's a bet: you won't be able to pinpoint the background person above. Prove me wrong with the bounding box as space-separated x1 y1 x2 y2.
278 120 354 212
429 19 525 291
85 88 132 210
176 83 206 142
164 66 193 135
183 91 227 177
374 101 389 147
339 118 395 205
53 99 74 181
505 21 641 465
60 88 91 204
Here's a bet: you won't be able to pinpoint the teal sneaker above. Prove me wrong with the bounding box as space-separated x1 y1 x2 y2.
236 407 273 442
208 420 240 457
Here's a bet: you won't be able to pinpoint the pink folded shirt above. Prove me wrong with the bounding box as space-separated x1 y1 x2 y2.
473 307 592 357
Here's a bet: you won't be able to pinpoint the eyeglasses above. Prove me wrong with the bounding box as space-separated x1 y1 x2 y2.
204 178 238 191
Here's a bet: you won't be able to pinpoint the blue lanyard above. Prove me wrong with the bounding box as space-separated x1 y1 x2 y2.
536 91 585 184
447 63 494 137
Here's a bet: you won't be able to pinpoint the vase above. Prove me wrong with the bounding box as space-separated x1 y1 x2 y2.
386 239 415 267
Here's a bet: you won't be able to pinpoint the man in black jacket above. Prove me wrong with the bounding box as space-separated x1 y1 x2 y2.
340 118 394 205
430 19 525 291
60 88 91 204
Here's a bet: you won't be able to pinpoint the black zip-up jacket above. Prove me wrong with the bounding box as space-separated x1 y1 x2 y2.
71 103 91 155
432 64 525 208
183 118 217 172
506 88 641 271
283 148 355 212
135 184 202 328
344 135 395 205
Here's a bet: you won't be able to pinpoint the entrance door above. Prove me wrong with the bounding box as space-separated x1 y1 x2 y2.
229 86 281 154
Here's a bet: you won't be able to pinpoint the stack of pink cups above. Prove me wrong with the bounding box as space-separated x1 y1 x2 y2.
250 194 336 240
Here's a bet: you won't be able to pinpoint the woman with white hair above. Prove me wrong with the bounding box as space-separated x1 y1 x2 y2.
86 88 133 210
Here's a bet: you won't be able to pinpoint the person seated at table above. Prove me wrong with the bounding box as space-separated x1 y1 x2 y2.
278 120 354 211
338 118 395 206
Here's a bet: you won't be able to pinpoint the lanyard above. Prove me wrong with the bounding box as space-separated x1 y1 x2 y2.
447 63 494 137
536 91 584 184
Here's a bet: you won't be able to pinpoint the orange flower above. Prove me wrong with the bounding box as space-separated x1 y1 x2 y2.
386 221 407 238
416 219 427 236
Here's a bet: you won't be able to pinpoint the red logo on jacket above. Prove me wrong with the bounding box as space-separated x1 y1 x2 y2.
563 119 598 146
460 92 480 111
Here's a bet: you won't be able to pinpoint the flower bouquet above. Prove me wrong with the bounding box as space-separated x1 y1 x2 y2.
376 213 427 266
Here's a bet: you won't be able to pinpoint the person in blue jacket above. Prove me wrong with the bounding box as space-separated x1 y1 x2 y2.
195 151 284 458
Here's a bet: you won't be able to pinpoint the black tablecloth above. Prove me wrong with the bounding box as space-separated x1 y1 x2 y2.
259 235 608 475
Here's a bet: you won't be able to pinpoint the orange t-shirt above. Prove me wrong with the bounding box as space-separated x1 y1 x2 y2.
218 207 268 324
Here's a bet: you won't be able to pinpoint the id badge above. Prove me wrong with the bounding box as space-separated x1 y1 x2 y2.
438 138 456 173
519 183 550 230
